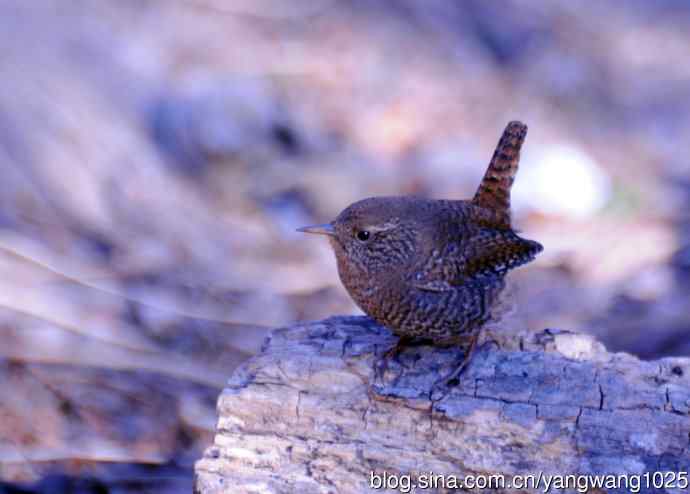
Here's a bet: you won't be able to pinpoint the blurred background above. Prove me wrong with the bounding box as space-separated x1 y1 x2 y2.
1 0 689 492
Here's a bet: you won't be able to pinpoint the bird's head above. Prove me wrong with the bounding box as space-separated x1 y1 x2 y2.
298 197 420 274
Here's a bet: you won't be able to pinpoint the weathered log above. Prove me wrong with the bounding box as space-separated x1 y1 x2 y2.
195 316 690 493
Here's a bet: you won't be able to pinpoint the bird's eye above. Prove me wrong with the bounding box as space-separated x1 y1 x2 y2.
356 230 370 241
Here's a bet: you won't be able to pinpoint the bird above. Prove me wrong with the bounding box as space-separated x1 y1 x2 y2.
298 121 542 383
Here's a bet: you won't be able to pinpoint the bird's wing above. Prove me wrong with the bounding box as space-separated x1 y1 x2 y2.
412 227 542 292
411 239 467 292
412 279 455 292
462 228 543 278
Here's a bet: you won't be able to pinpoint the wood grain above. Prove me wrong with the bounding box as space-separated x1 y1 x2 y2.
195 316 690 493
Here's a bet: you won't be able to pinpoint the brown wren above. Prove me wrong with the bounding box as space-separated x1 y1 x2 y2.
298 121 542 380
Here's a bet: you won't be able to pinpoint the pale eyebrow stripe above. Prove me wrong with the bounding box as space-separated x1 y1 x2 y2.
365 221 398 233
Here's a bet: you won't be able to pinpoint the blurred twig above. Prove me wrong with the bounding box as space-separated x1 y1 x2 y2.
179 0 337 20
0 240 269 329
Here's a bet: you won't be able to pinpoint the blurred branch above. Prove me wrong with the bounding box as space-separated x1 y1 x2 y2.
0 239 269 329
180 0 336 20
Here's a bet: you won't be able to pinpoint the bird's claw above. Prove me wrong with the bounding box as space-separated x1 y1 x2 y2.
373 355 389 383
429 334 479 399
370 338 411 391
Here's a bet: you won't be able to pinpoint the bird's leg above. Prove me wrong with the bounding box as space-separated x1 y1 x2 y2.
434 332 480 390
374 335 416 382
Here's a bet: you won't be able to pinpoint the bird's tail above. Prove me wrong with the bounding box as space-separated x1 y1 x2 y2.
472 121 528 229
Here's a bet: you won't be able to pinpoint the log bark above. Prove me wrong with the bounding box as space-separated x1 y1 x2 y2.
194 316 690 493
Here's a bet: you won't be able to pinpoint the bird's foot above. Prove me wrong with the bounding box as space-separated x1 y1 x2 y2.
429 334 480 401
370 336 418 391
430 365 470 401
372 341 403 385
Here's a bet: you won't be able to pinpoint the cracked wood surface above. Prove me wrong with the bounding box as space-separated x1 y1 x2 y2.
194 316 690 493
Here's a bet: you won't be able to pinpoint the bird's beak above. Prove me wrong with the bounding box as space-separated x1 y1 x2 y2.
296 223 336 236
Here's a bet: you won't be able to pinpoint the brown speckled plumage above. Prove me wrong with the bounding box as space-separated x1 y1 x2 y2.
299 121 542 349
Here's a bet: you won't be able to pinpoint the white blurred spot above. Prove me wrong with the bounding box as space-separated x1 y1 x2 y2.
513 145 611 219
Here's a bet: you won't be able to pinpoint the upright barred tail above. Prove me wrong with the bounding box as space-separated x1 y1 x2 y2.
472 121 527 229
